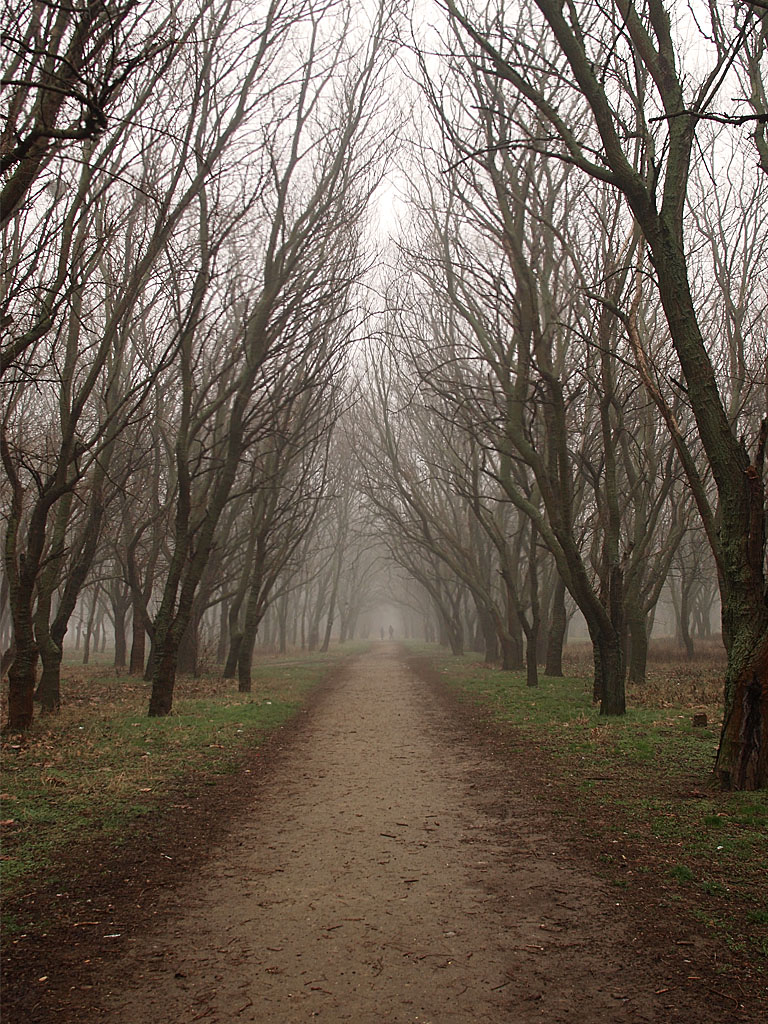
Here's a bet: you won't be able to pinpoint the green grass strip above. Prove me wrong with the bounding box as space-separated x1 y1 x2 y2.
407 643 768 966
1 646 362 913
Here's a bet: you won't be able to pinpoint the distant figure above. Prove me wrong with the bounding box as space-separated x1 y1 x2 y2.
388 625 394 640
380 627 385 640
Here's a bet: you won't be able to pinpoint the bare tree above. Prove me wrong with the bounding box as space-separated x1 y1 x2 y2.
147 3 392 714
2 0 338 730
0 1 187 227
443 0 768 787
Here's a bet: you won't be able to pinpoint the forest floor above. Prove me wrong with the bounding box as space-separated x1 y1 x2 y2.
3 644 767 1023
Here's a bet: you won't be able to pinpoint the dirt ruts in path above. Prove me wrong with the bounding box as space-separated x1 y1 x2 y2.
97 647 742 1023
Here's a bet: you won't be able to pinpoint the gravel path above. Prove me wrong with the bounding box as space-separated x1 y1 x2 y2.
97 647 739 1023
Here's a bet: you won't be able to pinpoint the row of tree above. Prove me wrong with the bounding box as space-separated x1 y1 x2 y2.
354 0 767 789
1 0 392 721
1 1 766 789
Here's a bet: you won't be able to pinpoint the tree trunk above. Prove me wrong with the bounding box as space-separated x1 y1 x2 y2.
82 587 99 665
36 640 63 712
129 604 146 675
627 609 649 685
143 637 156 683
471 600 497 663
525 526 540 687
148 643 178 716
277 597 288 654
447 618 464 656
544 576 566 677
223 632 242 679
216 602 228 664
176 615 199 676
592 626 626 716
237 633 255 693
525 631 538 688
320 578 339 653
5 638 37 730
113 606 127 669
237 581 265 693
715 626 768 790
679 583 695 659
499 631 523 671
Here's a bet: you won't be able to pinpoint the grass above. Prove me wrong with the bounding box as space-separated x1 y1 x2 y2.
1 645 363 918
406 639 768 969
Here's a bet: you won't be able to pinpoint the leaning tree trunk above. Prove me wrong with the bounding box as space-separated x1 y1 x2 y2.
319 591 337 653
148 411 247 715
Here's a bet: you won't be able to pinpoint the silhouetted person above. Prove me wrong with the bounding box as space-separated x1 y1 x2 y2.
388 625 394 640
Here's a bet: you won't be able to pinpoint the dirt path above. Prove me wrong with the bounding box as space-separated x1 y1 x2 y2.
90 647 750 1023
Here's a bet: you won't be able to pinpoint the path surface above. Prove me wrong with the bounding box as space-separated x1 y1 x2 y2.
99 648 734 1023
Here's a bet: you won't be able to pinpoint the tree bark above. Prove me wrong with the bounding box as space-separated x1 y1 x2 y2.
544 576 566 677
237 568 267 693
627 608 649 686
715 631 768 790
592 625 626 716
224 632 242 679
5 639 37 730
477 602 499 663
129 607 146 675
113 602 128 669
36 641 63 713
176 614 199 677
148 642 178 717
